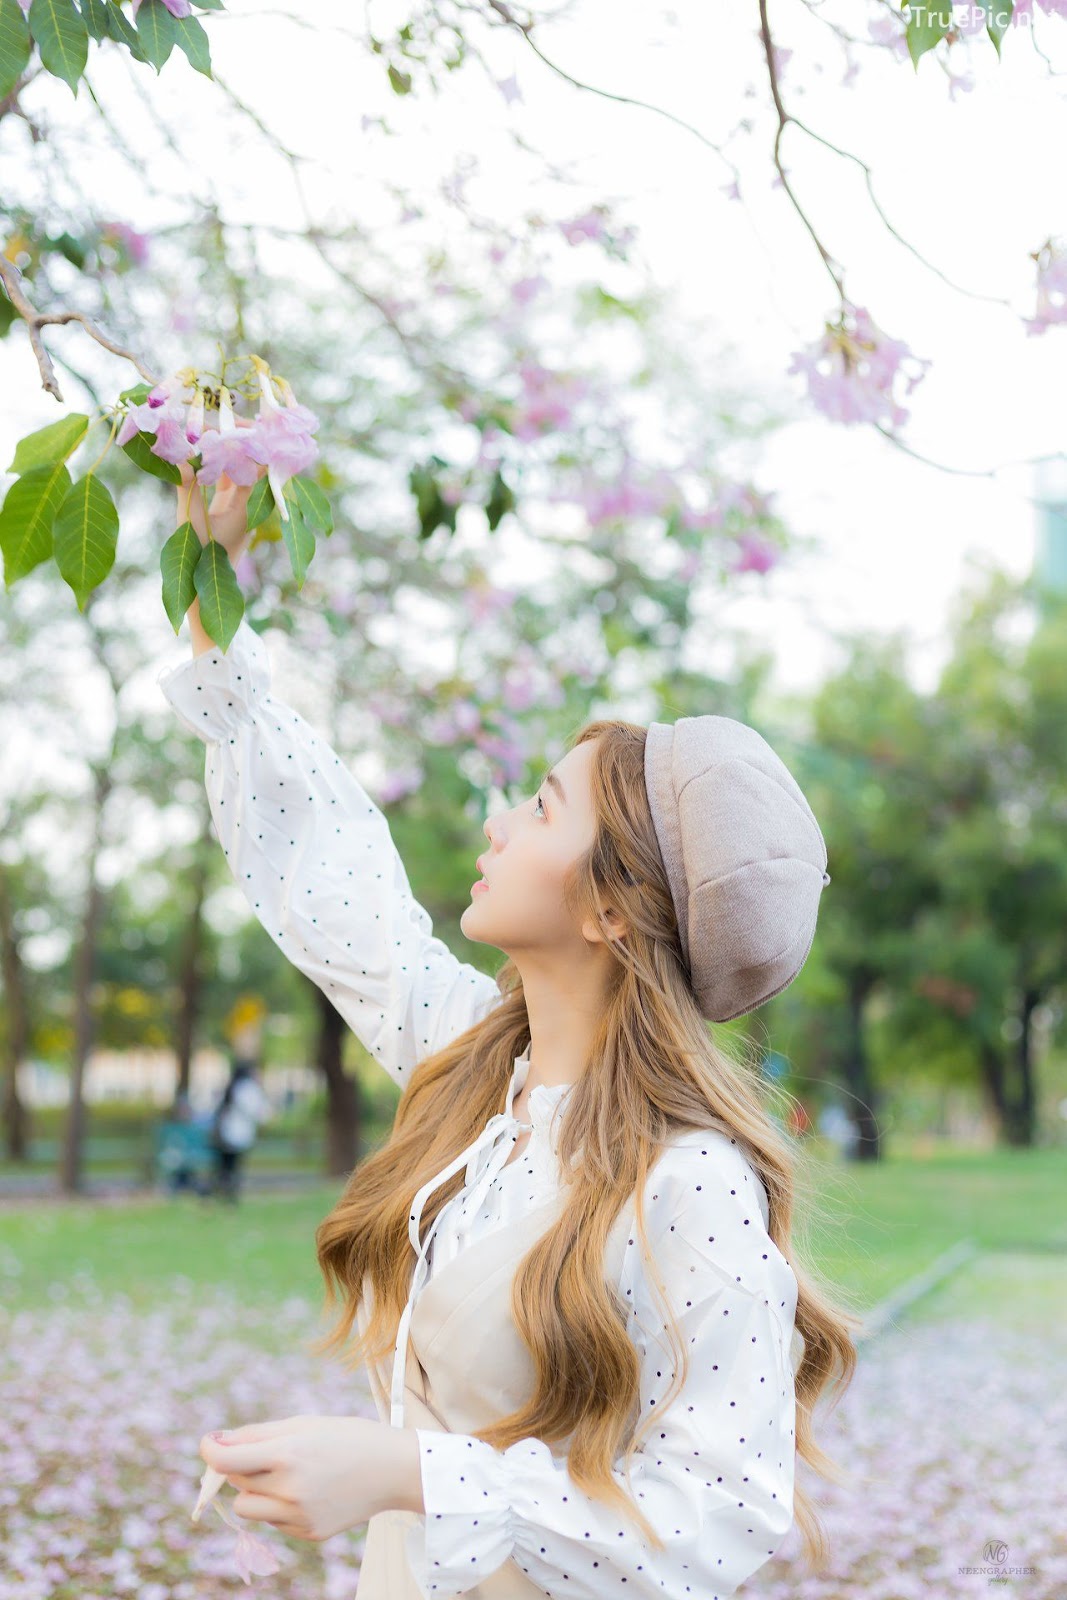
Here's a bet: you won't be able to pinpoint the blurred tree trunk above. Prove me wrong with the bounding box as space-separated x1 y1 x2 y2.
843 976 882 1161
0 866 32 1162
311 984 359 1176
980 989 1037 1148
60 764 111 1197
171 804 215 1110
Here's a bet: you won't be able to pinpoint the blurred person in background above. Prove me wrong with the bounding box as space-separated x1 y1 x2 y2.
208 1056 274 1204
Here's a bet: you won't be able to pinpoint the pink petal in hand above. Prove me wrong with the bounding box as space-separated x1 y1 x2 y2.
191 1460 283 1583
234 1526 283 1584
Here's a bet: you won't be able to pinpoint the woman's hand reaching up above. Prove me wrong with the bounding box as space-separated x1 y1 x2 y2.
175 415 268 568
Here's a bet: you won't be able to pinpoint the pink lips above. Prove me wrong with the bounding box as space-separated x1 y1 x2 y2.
472 855 490 894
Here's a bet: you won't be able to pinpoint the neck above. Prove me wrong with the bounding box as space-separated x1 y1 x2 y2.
517 963 613 1094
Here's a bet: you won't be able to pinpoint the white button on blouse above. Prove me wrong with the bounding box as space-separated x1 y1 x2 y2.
157 620 800 1600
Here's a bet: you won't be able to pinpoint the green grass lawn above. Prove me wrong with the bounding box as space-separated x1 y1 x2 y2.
905 1248 1066 1334
0 1147 1062 1328
789 1140 1065 1310
0 1184 340 1316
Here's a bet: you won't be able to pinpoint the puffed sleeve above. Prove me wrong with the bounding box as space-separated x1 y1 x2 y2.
156 619 503 1093
406 1129 799 1599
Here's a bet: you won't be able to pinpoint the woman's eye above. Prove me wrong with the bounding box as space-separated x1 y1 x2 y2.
533 792 546 818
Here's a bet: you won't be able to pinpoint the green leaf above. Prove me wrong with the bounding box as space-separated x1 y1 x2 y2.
387 62 411 94
190 0 224 9
51 228 88 269
246 475 275 531
0 0 32 101
7 412 90 474
160 519 202 633
27 0 89 93
409 461 437 520
172 10 210 74
0 461 72 586
983 0 1012 55
104 0 146 60
280 489 316 589
80 0 111 40
117 380 152 405
485 467 515 532
902 2 952 68
134 0 178 70
53 473 119 611
286 473 333 535
410 460 458 538
120 428 182 483
193 539 243 650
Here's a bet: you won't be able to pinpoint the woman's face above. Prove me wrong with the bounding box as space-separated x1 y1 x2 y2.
461 740 617 957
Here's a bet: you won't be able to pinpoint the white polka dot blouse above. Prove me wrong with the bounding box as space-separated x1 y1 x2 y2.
157 618 801 1600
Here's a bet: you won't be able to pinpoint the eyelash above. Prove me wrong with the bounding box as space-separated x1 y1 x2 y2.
533 791 546 819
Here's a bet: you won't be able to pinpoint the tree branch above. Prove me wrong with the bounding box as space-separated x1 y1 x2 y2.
0 256 157 402
479 0 736 173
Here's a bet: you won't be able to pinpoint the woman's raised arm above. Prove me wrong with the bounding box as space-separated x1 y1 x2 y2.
157 621 503 1092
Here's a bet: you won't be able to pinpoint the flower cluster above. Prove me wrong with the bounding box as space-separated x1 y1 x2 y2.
1024 237 1067 335
117 354 319 523
787 303 932 431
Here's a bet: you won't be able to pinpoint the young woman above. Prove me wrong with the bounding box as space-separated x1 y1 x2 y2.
169 467 860 1598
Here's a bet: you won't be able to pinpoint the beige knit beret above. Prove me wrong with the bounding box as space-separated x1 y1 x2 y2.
643 715 831 1022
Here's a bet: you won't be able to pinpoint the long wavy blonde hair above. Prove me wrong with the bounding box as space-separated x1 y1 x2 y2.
311 718 863 1572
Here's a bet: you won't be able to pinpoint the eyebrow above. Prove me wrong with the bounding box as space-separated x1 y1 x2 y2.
542 767 568 807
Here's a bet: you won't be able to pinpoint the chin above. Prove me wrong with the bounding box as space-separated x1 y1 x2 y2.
460 900 492 940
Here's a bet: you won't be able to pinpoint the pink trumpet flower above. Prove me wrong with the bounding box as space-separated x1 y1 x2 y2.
116 369 197 466
242 354 320 522
196 385 264 487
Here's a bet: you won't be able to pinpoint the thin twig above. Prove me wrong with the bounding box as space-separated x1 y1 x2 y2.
784 110 1015 308
758 0 845 297
481 0 734 169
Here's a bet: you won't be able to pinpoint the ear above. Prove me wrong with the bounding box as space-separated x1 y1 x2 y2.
582 906 628 947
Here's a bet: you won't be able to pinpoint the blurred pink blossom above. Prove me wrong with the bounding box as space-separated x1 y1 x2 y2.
770 44 792 79
98 220 151 268
510 274 549 306
511 360 590 441
787 303 932 429
495 73 523 105
558 207 608 246
867 14 910 58
729 531 780 575
1023 238 1067 334
464 579 518 624
378 765 424 805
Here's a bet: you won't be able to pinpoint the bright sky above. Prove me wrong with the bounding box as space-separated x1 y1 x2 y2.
2 0 1063 720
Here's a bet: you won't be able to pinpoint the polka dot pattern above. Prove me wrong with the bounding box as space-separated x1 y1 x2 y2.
156 620 502 1090
410 1128 801 1599
157 624 801 1599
